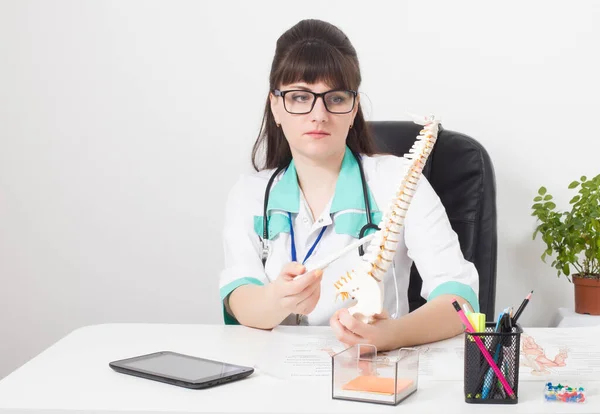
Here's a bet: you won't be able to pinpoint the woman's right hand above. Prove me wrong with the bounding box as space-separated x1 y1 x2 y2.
269 262 323 316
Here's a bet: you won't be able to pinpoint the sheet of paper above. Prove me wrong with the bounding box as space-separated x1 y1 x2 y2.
254 325 600 383
254 326 346 380
408 334 466 381
409 326 600 382
518 326 600 382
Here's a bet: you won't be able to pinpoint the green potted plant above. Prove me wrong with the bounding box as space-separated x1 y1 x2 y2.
531 174 600 315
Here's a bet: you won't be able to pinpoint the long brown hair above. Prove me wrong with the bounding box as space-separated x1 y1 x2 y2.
251 19 377 171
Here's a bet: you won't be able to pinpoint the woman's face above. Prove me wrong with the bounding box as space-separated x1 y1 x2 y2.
270 81 359 163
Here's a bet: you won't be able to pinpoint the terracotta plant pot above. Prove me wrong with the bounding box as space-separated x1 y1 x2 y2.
572 274 600 315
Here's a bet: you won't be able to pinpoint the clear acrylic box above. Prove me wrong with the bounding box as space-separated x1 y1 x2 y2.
331 344 419 405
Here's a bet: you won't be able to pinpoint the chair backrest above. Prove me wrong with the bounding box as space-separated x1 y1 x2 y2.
367 121 497 321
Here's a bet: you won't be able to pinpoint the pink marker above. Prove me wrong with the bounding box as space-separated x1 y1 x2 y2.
451 299 516 400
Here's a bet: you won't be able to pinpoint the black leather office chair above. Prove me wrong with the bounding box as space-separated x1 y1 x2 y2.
367 121 497 321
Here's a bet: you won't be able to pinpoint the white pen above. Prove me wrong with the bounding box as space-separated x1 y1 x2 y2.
294 233 377 280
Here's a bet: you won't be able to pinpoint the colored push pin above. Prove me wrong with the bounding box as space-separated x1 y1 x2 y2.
544 382 586 403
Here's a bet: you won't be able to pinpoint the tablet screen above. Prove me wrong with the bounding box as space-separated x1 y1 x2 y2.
121 353 243 382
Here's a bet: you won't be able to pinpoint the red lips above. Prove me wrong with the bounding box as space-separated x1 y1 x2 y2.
305 130 330 136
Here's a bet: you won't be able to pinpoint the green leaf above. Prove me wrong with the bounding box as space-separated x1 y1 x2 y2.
534 175 600 274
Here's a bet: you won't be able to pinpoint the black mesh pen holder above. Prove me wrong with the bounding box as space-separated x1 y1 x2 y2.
464 322 522 404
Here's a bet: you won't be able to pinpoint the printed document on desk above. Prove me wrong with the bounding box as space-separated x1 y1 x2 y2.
412 326 600 382
409 334 465 381
254 326 466 381
518 326 600 381
254 326 346 380
254 325 600 382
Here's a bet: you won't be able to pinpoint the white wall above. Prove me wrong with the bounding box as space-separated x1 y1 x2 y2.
1 0 599 379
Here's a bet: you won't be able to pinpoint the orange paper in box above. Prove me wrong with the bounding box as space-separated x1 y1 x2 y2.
342 375 414 395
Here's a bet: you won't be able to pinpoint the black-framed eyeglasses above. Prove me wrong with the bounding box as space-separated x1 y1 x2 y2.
273 89 357 114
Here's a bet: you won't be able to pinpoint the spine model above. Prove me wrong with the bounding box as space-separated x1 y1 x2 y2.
333 115 441 323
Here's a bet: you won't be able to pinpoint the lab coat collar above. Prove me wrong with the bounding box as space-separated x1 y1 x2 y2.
260 145 381 240
267 146 379 214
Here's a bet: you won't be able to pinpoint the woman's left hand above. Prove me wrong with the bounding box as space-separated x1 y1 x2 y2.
329 308 397 352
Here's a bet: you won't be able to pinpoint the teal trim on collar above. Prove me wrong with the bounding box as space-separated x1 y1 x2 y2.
428 281 480 313
266 162 300 214
254 213 290 240
257 145 381 239
330 146 380 237
267 146 379 215
330 146 379 214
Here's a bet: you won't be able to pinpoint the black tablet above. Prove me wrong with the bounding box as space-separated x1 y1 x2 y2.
109 351 254 389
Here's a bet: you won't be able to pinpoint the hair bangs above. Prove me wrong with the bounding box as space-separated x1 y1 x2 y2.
275 40 359 91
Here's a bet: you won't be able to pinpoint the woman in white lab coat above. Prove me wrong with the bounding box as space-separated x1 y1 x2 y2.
219 19 479 351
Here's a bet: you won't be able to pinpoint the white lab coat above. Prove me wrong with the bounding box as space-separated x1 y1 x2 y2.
219 146 479 326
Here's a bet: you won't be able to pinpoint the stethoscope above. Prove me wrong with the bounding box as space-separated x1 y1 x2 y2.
261 150 377 264
260 150 400 320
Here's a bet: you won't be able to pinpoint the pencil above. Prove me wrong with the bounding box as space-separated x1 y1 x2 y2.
512 290 533 324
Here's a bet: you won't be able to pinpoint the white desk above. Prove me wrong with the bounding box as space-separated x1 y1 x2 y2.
551 307 600 328
0 323 597 414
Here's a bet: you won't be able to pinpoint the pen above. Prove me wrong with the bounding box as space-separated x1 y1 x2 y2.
512 290 533 324
502 309 513 346
301 233 376 275
452 300 516 400
496 351 507 399
480 312 505 398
